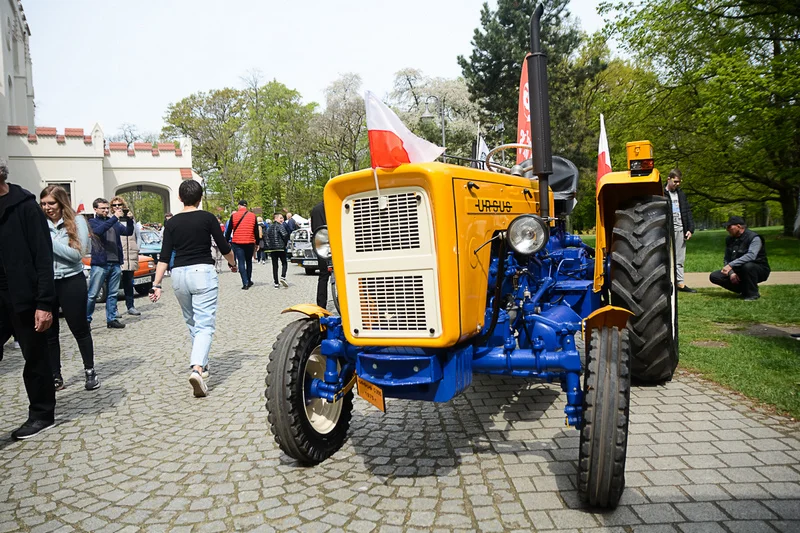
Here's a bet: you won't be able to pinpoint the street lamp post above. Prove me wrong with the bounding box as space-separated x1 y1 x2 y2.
422 95 446 163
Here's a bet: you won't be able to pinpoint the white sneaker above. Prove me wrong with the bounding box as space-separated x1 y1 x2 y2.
280 277 289 288
12 341 20 349
189 371 208 397
201 365 210 379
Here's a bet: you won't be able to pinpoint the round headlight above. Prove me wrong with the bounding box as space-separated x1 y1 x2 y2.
312 226 331 260
507 215 549 255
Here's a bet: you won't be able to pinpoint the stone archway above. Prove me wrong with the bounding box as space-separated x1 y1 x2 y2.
115 183 172 219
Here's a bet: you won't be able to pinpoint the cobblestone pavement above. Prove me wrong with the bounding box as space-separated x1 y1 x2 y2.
1 264 799 533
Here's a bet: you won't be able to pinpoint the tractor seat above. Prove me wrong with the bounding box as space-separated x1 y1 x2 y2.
522 156 579 215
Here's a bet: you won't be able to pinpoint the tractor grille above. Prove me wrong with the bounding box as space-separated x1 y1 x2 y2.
353 192 420 253
357 275 427 331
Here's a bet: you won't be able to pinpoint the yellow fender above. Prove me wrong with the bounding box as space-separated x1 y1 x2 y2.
281 304 332 319
583 305 633 339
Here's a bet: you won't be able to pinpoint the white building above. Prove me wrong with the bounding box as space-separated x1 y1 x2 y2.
0 1 196 214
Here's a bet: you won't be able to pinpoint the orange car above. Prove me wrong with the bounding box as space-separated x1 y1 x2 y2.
82 255 156 303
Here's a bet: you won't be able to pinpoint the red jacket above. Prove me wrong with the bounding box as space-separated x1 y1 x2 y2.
226 207 258 245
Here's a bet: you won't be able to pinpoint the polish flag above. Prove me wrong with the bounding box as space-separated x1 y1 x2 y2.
365 91 444 169
597 114 612 185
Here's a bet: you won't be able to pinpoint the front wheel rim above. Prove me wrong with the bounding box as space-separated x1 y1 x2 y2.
302 347 342 435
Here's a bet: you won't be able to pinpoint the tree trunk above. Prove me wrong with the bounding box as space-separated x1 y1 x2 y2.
779 186 798 237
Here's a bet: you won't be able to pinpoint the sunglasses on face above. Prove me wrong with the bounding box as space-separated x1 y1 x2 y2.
111 203 124 207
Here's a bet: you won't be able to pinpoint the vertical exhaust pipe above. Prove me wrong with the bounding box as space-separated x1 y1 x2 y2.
527 4 553 221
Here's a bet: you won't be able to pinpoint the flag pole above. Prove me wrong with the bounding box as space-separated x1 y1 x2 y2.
372 167 387 209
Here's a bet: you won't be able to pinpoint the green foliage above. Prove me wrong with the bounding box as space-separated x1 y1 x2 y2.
678 285 800 418
600 0 800 235
118 191 164 224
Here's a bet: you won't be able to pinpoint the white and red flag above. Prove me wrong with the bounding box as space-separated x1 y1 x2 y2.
365 91 444 169
597 114 612 185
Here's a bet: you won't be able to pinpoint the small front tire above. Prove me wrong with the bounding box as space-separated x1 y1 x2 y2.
578 326 631 509
265 318 353 464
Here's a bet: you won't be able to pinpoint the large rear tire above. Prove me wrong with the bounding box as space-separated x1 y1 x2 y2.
578 326 631 509
265 318 353 464
610 195 679 382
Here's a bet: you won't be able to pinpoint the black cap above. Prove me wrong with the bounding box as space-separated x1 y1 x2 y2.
238 199 248 207
725 215 745 227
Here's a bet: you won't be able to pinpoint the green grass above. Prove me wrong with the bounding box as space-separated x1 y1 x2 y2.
579 226 800 272
677 285 800 418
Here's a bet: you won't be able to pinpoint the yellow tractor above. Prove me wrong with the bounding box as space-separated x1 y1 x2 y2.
265 4 677 509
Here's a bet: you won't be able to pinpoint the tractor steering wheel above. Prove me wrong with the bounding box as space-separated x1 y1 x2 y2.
485 143 535 175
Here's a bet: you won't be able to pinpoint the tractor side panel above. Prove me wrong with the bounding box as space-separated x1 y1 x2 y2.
451 176 542 340
593 170 664 292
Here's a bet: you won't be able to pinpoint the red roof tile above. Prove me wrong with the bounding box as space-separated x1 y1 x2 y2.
104 149 111 156
108 142 127 151
84 136 93 144
35 127 57 136
133 142 151 151
180 168 193 179
175 148 183 156
57 135 66 143
64 128 84 137
158 143 176 151
27 134 37 142
7 125 28 135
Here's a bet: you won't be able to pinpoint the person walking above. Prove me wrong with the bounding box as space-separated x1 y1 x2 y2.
224 200 259 290
283 211 298 233
110 196 142 317
255 216 267 264
40 185 99 391
709 216 770 301
0 159 57 440
664 169 697 293
264 212 290 289
149 180 237 397
87 198 133 328
310 201 330 309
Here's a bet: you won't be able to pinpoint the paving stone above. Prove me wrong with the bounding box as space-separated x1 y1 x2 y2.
0 269 798 532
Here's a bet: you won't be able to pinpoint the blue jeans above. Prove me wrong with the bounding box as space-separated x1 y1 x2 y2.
172 264 219 368
232 243 254 287
87 264 122 324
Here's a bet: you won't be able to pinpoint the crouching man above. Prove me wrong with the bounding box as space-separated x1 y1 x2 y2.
709 216 770 301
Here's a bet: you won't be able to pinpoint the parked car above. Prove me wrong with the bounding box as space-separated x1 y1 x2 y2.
139 229 162 260
288 228 319 274
82 255 156 303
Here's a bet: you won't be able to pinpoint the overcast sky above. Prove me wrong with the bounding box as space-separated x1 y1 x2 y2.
24 0 605 137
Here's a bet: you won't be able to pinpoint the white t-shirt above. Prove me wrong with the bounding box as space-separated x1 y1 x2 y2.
668 190 683 232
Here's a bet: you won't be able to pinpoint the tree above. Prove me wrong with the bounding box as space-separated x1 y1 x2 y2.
106 123 159 147
458 0 590 149
601 0 800 235
389 68 481 161
313 74 369 176
241 73 316 213
162 88 248 207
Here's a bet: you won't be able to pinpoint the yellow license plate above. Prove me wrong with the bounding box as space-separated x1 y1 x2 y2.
356 375 385 412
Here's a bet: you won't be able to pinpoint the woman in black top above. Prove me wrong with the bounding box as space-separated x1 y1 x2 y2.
149 180 237 398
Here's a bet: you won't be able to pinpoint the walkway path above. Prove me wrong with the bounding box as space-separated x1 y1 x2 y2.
1 266 798 532
685 271 800 288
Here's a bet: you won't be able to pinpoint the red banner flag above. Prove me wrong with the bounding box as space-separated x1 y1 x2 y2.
516 54 532 164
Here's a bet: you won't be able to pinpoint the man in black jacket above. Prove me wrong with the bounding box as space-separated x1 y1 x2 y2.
709 216 770 301
310 201 329 309
665 169 697 292
0 159 57 440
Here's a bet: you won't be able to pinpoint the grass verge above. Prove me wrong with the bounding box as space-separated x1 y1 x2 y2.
678 285 800 418
580 226 799 272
